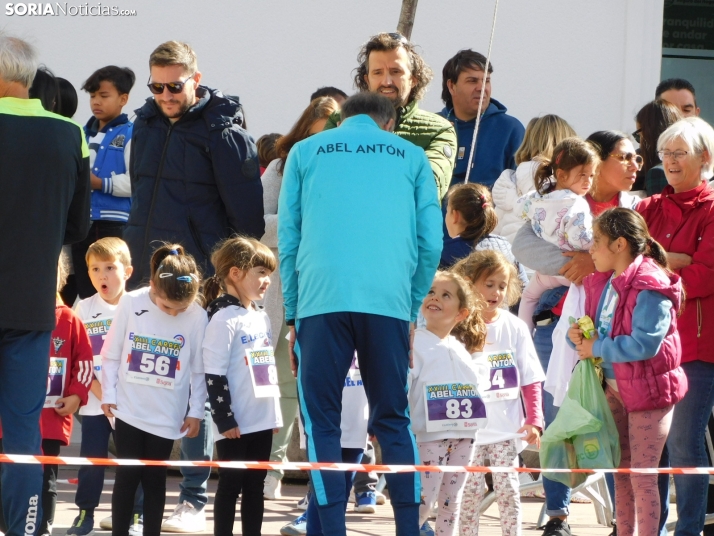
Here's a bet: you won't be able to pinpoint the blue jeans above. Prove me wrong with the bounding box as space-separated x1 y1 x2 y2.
0 329 51 536
668 360 714 536
533 316 572 517
179 403 213 510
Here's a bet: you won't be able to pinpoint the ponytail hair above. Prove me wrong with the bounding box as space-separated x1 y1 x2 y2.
150 243 201 304
203 236 277 307
446 183 498 243
431 271 487 353
533 137 601 195
593 208 669 269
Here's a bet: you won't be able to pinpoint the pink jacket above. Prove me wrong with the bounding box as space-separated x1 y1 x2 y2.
584 255 688 412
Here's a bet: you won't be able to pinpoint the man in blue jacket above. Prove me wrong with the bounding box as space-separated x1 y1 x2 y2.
279 93 443 536
439 49 524 189
124 40 264 534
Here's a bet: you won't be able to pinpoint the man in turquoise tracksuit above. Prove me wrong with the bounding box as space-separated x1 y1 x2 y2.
278 93 442 536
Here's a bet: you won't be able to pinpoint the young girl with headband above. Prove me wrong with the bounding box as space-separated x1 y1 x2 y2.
454 250 545 536
408 271 487 536
100 244 208 536
568 208 686 536
202 237 283 536
516 137 600 331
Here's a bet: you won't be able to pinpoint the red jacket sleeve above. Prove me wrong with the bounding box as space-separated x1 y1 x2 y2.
677 211 714 300
65 310 94 405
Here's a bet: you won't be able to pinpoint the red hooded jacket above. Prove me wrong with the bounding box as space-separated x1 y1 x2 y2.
637 181 714 364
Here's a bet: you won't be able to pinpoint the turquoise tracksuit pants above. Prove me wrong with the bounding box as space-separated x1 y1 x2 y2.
296 312 420 536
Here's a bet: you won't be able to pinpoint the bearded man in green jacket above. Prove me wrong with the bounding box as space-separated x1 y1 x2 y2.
324 32 456 201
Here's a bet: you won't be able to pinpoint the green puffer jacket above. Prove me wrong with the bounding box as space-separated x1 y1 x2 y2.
325 99 456 201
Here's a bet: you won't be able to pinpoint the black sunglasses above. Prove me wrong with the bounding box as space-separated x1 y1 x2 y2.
632 129 642 144
146 74 194 95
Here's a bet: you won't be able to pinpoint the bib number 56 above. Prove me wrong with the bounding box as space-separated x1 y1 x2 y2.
446 398 473 419
139 353 170 376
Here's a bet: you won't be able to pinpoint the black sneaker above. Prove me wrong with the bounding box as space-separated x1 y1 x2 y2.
66 510 94 536
541 518 572 536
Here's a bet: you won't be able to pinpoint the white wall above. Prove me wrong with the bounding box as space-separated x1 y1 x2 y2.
2 0 663 140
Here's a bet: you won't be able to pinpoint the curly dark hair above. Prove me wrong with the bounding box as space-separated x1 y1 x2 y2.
353 32 433 104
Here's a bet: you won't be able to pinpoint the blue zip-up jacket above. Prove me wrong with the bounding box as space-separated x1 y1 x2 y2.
439 99 524 189
566 286 672 380
278 115 443 323
85 114 132 222
125 87 264 287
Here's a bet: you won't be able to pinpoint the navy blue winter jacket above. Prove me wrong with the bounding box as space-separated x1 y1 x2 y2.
439 99 524 189
125 87 264 287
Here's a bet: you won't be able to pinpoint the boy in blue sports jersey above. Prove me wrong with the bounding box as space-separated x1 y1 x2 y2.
71 65 136 300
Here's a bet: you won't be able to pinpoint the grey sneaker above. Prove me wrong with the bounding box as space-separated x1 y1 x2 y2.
540 518 572 536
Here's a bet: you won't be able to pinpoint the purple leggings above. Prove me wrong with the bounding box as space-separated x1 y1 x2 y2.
606 386 672 536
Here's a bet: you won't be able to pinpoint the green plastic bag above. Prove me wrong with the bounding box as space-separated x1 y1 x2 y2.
539 359 621 487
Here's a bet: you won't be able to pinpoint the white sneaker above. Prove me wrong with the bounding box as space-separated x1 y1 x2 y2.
375 490 386 505
161 501 206 533
99 517 112 530
264 474 282 500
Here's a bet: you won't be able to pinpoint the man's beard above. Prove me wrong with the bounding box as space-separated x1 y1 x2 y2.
157 98 193 120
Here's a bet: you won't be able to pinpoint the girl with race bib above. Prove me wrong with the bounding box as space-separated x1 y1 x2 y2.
454 250 545 536
201 237 283 536
568 208 686 536
101 244 208 536
408 271 487 536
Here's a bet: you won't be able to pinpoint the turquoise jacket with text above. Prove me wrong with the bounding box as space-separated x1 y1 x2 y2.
278 114 443 323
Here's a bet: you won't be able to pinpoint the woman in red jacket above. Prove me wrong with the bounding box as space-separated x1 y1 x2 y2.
636 116 714 536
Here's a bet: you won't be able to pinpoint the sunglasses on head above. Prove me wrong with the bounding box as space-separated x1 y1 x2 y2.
146 74 194 95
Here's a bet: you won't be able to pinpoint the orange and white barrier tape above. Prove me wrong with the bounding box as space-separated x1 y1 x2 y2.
1 454 713 475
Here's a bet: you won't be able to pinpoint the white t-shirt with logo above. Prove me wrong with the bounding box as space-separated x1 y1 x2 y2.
408 328 486 443
101 287 208 440
471 310 545 450
75 293 117 416
203 305 283 439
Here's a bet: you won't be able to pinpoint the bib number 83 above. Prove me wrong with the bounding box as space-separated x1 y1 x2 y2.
139 353 170 376
445 398 473 419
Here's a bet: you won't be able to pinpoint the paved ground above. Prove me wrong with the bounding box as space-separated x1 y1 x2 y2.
21 423 678 536
51 472 623 536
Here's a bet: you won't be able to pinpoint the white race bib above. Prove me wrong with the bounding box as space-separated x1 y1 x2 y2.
126 332 182 390
423 382 487 433
246 346 280 398
481 351 520 402
45 357 67 408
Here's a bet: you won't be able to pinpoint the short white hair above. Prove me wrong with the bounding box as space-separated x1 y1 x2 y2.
0 33 38 88
658 117 714 176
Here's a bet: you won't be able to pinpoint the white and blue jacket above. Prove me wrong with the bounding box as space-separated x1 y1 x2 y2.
84 113 132 222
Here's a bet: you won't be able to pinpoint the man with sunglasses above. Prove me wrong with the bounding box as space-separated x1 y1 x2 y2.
323 32 456 202
123 40 264 534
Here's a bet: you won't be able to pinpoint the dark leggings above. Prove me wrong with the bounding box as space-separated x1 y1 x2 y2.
112 419 173 536
0 438 61 535
214 429 274 536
